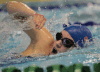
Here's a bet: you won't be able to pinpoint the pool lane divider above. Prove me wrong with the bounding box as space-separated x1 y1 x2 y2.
2 67 21 72
47 64 67 72
63 21 100 27
0 2 95 12
94 63 100 72
2 63 100 72
0 0 53 4
24 65 43 72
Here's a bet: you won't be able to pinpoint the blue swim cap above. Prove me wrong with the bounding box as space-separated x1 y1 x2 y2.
64 24 92 47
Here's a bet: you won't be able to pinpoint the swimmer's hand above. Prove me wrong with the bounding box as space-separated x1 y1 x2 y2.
33 13 46 30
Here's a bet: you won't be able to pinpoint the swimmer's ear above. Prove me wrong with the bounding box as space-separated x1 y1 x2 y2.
84 36 88 41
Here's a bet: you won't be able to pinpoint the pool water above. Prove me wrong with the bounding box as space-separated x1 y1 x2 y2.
0 0 100 72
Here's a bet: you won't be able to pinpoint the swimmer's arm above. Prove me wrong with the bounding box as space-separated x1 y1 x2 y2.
6 1 54 57
7 1 46 29
7 1 36 18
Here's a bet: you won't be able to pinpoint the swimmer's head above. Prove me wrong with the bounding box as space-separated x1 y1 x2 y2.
51 24 92 54
64 24 92 47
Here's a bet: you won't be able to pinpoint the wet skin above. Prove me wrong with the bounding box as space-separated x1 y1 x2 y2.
50 30 74 55
7 1 75 57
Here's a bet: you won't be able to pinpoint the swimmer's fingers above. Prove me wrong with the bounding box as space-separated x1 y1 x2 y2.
33 13 39 21
36 14 44 29
33 14 40 28
33 14 40 25
39 18 46 29
33 13 46 29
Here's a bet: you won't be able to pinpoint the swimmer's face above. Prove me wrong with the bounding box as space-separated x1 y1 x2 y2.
51 30 75 54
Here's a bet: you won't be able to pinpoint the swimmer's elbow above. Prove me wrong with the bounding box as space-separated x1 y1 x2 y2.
7 1 36 17
7 1 19 15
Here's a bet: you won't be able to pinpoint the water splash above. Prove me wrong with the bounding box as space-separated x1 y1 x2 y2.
1 15 35 31
1 2 100 72
0 9 73 63
45 11 73 39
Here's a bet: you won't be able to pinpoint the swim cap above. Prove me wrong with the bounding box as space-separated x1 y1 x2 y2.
64 24 92 47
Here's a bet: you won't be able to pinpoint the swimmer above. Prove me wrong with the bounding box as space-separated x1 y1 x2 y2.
6 1 92 57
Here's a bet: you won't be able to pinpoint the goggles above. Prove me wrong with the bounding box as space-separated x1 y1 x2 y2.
56 32 75 48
